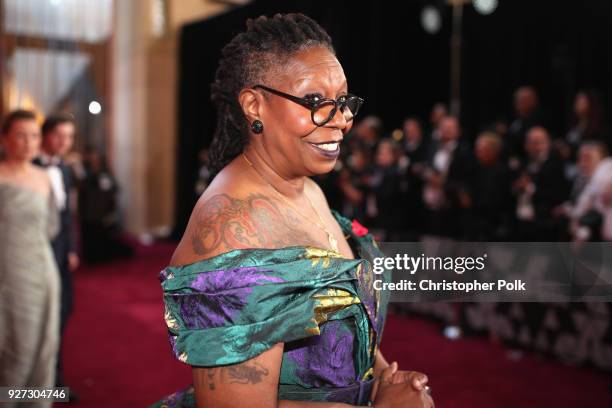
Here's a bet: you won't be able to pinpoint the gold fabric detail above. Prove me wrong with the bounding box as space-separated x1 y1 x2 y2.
303 247 343 268
164 306 179 330
305 288 361 335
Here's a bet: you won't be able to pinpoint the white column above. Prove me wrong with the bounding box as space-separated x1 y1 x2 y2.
111 0 150 234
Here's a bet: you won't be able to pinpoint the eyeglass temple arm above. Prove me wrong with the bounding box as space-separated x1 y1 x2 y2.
252 85 315 109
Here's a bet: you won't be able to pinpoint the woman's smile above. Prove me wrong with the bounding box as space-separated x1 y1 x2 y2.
306 140 341 158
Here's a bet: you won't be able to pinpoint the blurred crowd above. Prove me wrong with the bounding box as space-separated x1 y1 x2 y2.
313 87 612 242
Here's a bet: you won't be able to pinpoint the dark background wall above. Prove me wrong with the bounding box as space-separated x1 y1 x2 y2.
174 0 612 236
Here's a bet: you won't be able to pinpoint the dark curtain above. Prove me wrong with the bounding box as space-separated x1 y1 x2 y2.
174 0 612 237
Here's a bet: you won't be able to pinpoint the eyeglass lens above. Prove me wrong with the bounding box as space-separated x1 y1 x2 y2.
312 97 362 126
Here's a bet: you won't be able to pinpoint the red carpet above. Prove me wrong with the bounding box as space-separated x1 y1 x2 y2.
56 242 612 407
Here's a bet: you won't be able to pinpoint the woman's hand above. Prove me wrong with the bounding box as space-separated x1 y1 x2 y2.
370 362 434 407
387 369 429 391
373 377 434 407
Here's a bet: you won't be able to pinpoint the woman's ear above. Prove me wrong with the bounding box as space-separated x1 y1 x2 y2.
238 88 263 123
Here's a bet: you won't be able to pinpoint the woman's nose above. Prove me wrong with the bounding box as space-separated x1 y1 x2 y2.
326 106 349 130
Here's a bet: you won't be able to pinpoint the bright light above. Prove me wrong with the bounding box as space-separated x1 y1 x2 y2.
421 6 442 34
474 0 498 15
88 101 102 115
49 0 62 6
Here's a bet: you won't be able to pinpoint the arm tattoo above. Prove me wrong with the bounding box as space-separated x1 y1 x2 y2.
226 362 269 384
191 193 320 255
196 361 270 391
207 368 216 390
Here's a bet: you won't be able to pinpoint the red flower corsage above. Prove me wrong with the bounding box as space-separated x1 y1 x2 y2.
351 219 369 237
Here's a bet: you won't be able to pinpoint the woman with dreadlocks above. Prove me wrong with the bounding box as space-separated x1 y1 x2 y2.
153 13 433 408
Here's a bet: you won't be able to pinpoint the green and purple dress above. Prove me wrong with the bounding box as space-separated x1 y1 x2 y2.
152 211 391 407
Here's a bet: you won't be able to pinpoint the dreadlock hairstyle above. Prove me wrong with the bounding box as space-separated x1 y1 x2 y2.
208 13 335 174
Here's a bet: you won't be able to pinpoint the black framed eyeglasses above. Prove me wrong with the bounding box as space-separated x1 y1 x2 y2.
253 84 364 127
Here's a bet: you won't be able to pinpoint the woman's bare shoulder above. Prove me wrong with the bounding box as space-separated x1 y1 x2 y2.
0 163 51 196
170 177 290 266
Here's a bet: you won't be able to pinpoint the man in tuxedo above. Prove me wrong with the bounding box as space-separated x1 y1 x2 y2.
33 113 79 394
506 86 545 162
422 116 474 238
463 132 512 240
513 126 569 240
402 117 429 164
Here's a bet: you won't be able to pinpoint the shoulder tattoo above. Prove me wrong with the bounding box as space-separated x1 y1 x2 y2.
190 193 319 255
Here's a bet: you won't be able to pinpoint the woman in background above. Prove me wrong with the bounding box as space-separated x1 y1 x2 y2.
0 110 60 407
565 90 607 159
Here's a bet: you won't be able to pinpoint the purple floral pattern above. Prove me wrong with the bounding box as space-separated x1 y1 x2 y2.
171 267 283 329
284 320 357 387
